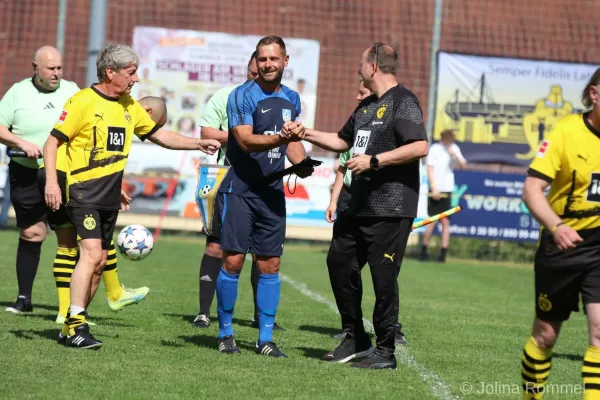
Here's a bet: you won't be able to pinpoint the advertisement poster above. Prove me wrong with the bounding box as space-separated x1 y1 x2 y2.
427 170 540 242
433 52 598 166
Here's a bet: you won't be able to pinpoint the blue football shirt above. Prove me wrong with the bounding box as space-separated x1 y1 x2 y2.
219 80 301 197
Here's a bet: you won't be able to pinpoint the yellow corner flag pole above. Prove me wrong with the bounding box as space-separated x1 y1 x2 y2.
412 206 463 231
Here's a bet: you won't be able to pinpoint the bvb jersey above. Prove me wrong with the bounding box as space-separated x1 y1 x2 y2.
51 86 158 210
0 77 79 169
338 84 428 218
528 112 600 231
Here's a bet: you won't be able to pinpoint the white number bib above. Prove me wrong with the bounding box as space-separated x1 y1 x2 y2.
354 130 371 154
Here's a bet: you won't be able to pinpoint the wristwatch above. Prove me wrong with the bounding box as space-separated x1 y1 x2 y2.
370 155 380 170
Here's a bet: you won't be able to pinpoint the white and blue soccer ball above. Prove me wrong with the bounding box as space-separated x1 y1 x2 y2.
116 224 154 261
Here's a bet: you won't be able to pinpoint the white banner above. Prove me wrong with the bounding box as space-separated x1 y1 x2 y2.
130 26 320 157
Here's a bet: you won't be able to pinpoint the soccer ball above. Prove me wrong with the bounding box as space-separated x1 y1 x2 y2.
201 184 211 196
116 225 154 261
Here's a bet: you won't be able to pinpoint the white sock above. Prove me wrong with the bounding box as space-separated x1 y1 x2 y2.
69 305 85 316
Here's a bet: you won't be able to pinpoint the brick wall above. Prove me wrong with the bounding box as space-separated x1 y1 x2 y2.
1 0 599 152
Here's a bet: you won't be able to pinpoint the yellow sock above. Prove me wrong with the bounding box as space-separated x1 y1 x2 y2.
67 313 86 336
522 336 552 400
54 247 78 318
103 241 123 301
583 345 600 399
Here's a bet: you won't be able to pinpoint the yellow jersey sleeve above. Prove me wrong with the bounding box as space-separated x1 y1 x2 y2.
50 96 86 143
133 101 159 141
528 124 565 183
527 126 564 182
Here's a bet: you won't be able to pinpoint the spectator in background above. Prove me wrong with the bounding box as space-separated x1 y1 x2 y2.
419 129 466 263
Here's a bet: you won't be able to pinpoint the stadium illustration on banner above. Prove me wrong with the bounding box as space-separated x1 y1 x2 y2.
433 52 599 166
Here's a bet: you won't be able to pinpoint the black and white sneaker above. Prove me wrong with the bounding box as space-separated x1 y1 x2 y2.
352 348 397 369
193 314 210 328
5 296 33 314
218 335 241 354
256 341 287 358
65 324 103 349
395 324 407 345
322 335 374 363
251 318 286 331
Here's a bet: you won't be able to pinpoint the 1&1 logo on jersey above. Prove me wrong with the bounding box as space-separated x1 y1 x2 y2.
588 173 600 203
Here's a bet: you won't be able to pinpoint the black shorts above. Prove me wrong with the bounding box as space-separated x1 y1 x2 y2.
37 168 72 230
427 193 451 217
9 161 46 228
206 190 224 244
336 185 352 214
534 227 600 321
66 206 119 250
330 214 413 268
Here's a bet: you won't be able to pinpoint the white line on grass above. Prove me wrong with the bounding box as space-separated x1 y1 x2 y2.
280 273 459 400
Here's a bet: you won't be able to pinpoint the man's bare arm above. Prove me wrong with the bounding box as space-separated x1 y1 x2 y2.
201 126 228 145
304 128 350 152
232 125 288 153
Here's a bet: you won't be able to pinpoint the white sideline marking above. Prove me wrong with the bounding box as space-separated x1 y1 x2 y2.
280 273 459 400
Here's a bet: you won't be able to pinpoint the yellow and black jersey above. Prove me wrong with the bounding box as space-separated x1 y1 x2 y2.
528 112 600 231
41 143 69 172
51 85 158 210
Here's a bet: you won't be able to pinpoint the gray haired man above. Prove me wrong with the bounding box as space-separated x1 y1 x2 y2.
43 43 221 349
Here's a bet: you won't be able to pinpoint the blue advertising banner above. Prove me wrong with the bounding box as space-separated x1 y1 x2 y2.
430 170 541 242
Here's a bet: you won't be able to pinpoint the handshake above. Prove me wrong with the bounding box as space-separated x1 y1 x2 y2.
280 121 306 141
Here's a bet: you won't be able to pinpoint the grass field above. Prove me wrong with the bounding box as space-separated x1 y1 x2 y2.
0 229 590 399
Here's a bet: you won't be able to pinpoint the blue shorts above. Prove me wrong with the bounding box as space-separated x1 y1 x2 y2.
219 192 286 257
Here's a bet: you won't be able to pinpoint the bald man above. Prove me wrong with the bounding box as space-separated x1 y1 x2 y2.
138 96 168 127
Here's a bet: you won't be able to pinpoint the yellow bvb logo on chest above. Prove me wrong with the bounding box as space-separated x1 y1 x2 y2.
537 293 552 312
124 110 132 124
376 105 387 119
83 215 97 231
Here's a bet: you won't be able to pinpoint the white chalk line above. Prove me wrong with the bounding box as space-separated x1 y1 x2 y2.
280 273 459 400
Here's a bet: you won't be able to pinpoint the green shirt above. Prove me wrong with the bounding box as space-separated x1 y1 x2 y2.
0 77 79 169
338 149 354 187
200 84 238 165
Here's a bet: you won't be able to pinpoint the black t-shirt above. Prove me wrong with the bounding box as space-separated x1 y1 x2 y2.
338 84 427 218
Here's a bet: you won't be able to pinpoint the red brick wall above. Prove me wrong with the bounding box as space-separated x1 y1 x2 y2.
1 0 599 146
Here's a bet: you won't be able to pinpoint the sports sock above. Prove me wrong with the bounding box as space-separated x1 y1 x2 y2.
439 247 448 262
419 244 428 260
16 238 42 300
103 241 123 301
521 336 552 399
53 247 78 318
67 309 86 335
251 259 259 320
198 254 221 316
216 268 239 339
582 345 600 399
256 273 281 345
